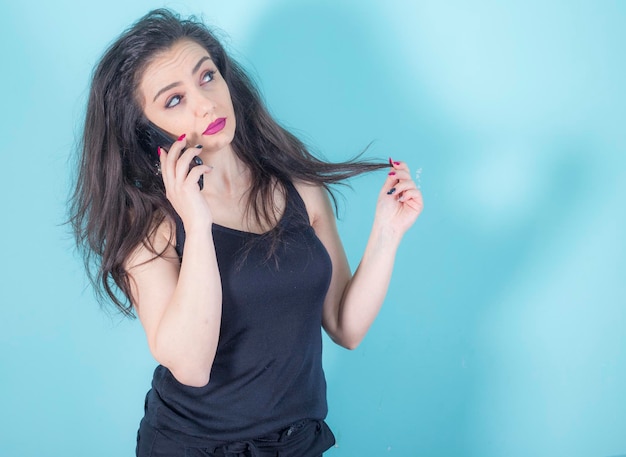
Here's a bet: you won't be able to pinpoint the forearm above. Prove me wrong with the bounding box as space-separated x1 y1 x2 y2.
153 227 222 386
332 224 403 349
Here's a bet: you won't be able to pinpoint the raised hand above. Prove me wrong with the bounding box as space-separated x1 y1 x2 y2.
373 158 424 238
158 134 214 231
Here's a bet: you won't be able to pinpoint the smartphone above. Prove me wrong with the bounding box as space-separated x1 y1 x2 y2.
136 122 204 190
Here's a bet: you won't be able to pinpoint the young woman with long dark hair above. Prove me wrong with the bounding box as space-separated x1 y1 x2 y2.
70 8 422 456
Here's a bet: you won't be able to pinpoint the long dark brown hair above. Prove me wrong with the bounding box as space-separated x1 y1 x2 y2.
69 8 387 316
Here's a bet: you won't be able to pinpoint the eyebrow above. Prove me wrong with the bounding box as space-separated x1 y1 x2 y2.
152 56 213 102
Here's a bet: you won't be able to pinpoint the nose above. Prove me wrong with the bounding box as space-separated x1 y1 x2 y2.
192 88 216 117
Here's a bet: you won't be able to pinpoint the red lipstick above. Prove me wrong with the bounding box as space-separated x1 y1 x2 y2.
203 117 226 135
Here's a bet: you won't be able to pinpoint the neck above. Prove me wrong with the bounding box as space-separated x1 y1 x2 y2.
199 145 250 197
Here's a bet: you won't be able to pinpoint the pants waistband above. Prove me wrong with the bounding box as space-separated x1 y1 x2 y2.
140 417 329 452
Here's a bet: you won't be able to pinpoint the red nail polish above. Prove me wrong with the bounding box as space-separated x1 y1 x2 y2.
157 147 162 157
388 157 394 166
388 171 396 176
177 134 186 141
394 161 401 165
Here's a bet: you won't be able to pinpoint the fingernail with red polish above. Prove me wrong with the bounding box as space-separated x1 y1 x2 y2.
157 147 162 157
388 157 394 166
394 161 401 165
177 134 186 141
388 171 396 176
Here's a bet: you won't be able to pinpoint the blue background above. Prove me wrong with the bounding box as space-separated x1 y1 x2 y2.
1 1 625 456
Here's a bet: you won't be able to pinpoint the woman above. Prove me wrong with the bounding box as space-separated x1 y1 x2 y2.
70 8 422 457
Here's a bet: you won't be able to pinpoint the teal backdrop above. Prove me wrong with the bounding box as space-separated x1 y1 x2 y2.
1 1 625 456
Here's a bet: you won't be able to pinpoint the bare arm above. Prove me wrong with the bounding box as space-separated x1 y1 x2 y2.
127 221 221 387
127 137 219 387
298 161 423 349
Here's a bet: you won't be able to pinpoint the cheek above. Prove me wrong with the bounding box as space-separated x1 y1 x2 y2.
220 85 235 112
141 103 168 129
143 112 184 138
222 96 235 115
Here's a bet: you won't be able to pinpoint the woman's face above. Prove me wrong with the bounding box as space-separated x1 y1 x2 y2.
139 39 236 154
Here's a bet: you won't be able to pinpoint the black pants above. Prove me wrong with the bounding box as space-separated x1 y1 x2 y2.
136 419 336 457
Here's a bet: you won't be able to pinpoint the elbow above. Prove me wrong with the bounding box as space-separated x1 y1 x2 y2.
342 339 361 351
151 347 212 387
334 333 363 351
170 367 211 388
151 337 214 388
326 324 365 350
164 353 213 387
175 372 211 388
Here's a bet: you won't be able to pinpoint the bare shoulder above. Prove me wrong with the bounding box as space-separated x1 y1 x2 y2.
124 217 181 319
125 217 178 271
292 180 333 227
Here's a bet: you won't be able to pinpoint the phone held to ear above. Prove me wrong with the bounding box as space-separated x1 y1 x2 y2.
137 122 204 190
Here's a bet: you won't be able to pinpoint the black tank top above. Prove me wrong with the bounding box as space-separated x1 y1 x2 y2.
142 181 333 442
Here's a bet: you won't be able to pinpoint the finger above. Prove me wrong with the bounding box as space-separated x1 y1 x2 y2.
184 164 213 188
158 146 168 180
386 169 412 182
397 188 423 212
385 183 416 199
388 158 410 172
384 169 413 197
384 177 417 198
176 145 203 181
164 134 188 181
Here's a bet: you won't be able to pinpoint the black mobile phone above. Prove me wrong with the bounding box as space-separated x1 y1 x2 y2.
136 122 204 190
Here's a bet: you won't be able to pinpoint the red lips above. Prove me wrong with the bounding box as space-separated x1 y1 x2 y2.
203 118 226 135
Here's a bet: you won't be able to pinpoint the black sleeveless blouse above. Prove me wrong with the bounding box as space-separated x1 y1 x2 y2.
142 181 333 443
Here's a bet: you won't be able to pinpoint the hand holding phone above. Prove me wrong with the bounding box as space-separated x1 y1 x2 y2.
136 122 204 190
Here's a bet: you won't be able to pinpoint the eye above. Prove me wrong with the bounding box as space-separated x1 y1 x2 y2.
165 95 182 109
202 70 216 84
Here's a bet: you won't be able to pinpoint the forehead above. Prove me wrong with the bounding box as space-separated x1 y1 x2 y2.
145 40 209 73
139 40 211 99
